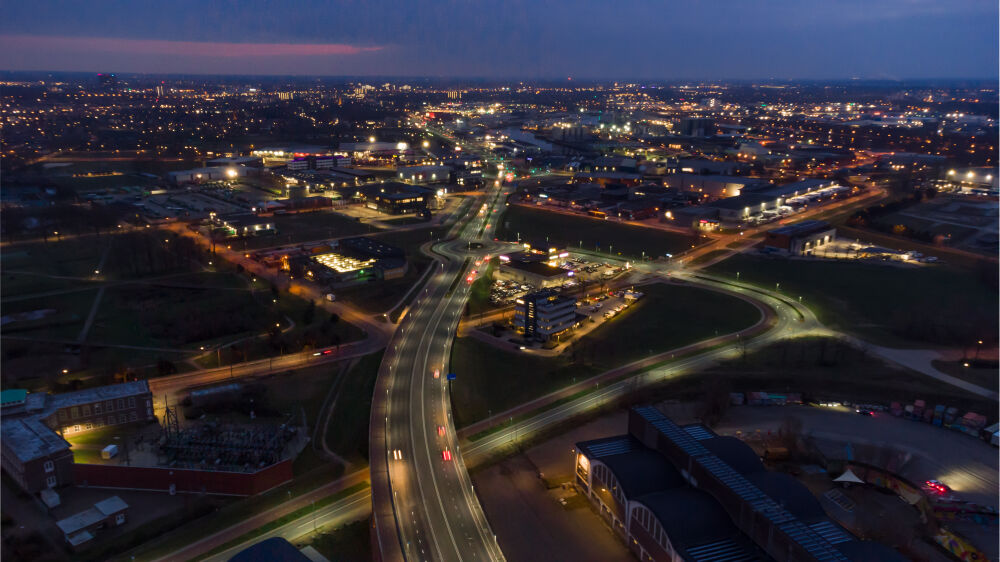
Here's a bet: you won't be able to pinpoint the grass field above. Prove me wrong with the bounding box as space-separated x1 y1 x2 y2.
1 234 363 390
930 359 999 392
242 210 382 250
1 289 100 340
707 254 998 347
466 258 498 317
240 211 382 250
324 351 384 463
1 237 110 280
448 282 762 427
873 213 980 243
304 518 372 561
640 337 997 418
497 205 700 259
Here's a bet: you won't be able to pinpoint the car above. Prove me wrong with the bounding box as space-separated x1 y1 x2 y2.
442 449 453 461
437 425 446 436
922 479 950 495
433 369 440 379
856 409 873 416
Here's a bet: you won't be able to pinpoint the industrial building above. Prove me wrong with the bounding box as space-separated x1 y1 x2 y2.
678 117 715 137
497 257 569 289
306 236 408 283
167 166 257 185
763 221 837 256
574 407 907 562
215 214 276 237
513 289 578 341
206 156 263 168
358 182 431 215
56 496 129 550
397 165 451 184
942 167 998 195
663 174 768 198
1 382 155 493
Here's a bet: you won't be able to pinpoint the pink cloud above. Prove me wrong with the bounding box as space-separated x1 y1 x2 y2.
0 35 382 57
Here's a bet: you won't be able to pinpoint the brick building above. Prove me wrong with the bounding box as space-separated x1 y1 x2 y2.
1 381 155 494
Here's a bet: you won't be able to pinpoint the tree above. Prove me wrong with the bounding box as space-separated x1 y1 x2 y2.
303 300 316 325
156 358 178 377
698 376 731 427
778 416 804 453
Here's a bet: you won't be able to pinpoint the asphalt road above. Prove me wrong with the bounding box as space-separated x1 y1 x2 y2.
147 336 383 414
371 178 509 562
201 488 372 562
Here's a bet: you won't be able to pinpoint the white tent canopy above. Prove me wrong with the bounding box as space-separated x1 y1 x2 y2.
834 468 865 484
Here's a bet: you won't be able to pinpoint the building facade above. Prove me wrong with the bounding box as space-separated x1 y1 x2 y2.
764 220 836 255
1 382 155 494
514 289 577 341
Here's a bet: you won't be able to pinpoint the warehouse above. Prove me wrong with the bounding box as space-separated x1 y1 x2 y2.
763 220 836 256
663 174 767 198
358 182 431 215
497 258 570 289
573 408 908 562
397 165 451 184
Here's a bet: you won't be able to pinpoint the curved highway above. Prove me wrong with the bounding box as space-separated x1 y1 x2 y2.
371 180 509 562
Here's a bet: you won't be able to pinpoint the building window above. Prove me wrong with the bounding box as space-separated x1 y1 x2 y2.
85 423 93 430
128 397 135 408
115 513 125 526
44 460 54 473
46 476 57 488
119 414 126 424
82 405 91 417
106 400 114 412
95 419 103 428
94 403 102 414
73 425 80 433
145 399 151 409
70 407 79 419
58 410 68 422
117 399 124 410
108 416 115 425
128 412 137 422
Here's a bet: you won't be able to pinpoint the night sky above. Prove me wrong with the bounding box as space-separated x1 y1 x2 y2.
0 0 996 79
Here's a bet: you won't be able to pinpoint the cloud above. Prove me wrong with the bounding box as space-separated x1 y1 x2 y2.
0 35 383 57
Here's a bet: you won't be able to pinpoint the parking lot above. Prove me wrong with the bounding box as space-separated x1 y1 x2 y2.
472 412 632 562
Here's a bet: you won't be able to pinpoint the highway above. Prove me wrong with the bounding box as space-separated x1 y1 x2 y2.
371 174 509 561
459 271 823 464
367 127 831 561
